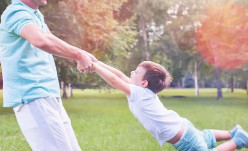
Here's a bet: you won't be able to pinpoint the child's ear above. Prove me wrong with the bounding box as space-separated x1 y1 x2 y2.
141 80 148 88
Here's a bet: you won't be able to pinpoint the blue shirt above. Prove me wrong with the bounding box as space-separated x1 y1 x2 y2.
0 0 60 107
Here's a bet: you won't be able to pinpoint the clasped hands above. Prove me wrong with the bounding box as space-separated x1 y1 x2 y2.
76 52 97 74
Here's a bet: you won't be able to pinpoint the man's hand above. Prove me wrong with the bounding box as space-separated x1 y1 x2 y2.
78 52 98 74
76 52 94 74
72 46 98 62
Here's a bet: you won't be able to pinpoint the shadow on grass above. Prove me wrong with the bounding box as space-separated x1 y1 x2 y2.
0 109 14 115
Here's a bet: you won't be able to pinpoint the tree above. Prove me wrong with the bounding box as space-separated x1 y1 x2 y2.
112 0 207 89
40 0 133 97
0 0 11 15
196 2 248 99
159 0 207 92
63 0 127 54
41 1 85 98
55 58 82 98
183 72 195 88
119 0 173 62
196 3 248 70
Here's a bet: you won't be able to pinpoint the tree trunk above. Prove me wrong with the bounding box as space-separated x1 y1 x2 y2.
68 83 73 98
145 29 150 61
202 79 205 88
141 19 150 61
194 61 199 96
243 70 248 95
247 79 248 95
182 77 185 88
230 73 234 93
137 10 150 61
215 68 222 100
177 80 182 88
61 81 67 99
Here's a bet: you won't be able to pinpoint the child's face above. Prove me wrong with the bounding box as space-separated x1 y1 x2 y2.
130 66 147 87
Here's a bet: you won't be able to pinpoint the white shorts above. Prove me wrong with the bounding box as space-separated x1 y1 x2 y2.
13 97 81 151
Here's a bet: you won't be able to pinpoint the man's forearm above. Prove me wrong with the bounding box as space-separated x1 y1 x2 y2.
21 24 91 62
38 33 85 61
21 23 94 71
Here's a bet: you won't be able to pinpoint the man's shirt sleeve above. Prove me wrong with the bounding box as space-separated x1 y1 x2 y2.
4 10 36 35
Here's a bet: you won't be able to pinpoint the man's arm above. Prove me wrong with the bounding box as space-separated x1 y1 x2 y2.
97 61 131 83
93 62 130 95
21 24 96 70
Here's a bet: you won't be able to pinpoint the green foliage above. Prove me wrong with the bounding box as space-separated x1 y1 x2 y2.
40 0 86 87
2 0 246 90
81 15 138 89
62 0 127 53
40 0 135 88
54 57 81 86
101 16 138 73
183 72 195 88
222 68 248 89
0 0 11 15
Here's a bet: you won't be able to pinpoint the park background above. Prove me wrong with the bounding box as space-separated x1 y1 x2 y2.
0 0 248 150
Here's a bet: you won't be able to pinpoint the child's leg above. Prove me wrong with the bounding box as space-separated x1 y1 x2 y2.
201 127 236 148
231 128 248 149
215 141 237 151
212 130 231 141
211 125 240 141
214 127 248 151
229 125 241 137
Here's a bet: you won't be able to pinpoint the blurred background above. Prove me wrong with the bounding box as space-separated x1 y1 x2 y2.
1 0 248 99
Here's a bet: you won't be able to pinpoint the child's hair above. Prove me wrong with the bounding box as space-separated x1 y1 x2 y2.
138 61 173 94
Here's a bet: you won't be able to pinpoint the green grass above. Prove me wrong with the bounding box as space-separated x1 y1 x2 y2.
0 88 248 151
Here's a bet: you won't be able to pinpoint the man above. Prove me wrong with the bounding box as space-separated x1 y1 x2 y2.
0 0 95 150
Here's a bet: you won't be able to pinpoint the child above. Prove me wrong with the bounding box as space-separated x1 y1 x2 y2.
87 61 248 151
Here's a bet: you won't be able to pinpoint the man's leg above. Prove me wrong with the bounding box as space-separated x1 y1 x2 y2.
57 98 81 151
14 97 74 151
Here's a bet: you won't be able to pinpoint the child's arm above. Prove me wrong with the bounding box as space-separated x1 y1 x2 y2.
97 61 131 83
93 62 130 95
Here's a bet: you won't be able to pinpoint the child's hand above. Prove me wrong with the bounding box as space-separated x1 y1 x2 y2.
78 62 98 74
89 62 97 73
77 62 94 74
88 53 98 62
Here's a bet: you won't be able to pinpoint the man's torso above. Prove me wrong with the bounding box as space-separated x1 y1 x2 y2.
0 0 60 107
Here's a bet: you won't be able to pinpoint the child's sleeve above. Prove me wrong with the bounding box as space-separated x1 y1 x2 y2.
126 84 144 102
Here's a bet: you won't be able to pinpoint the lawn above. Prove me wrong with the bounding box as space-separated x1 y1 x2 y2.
0 88 248 151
